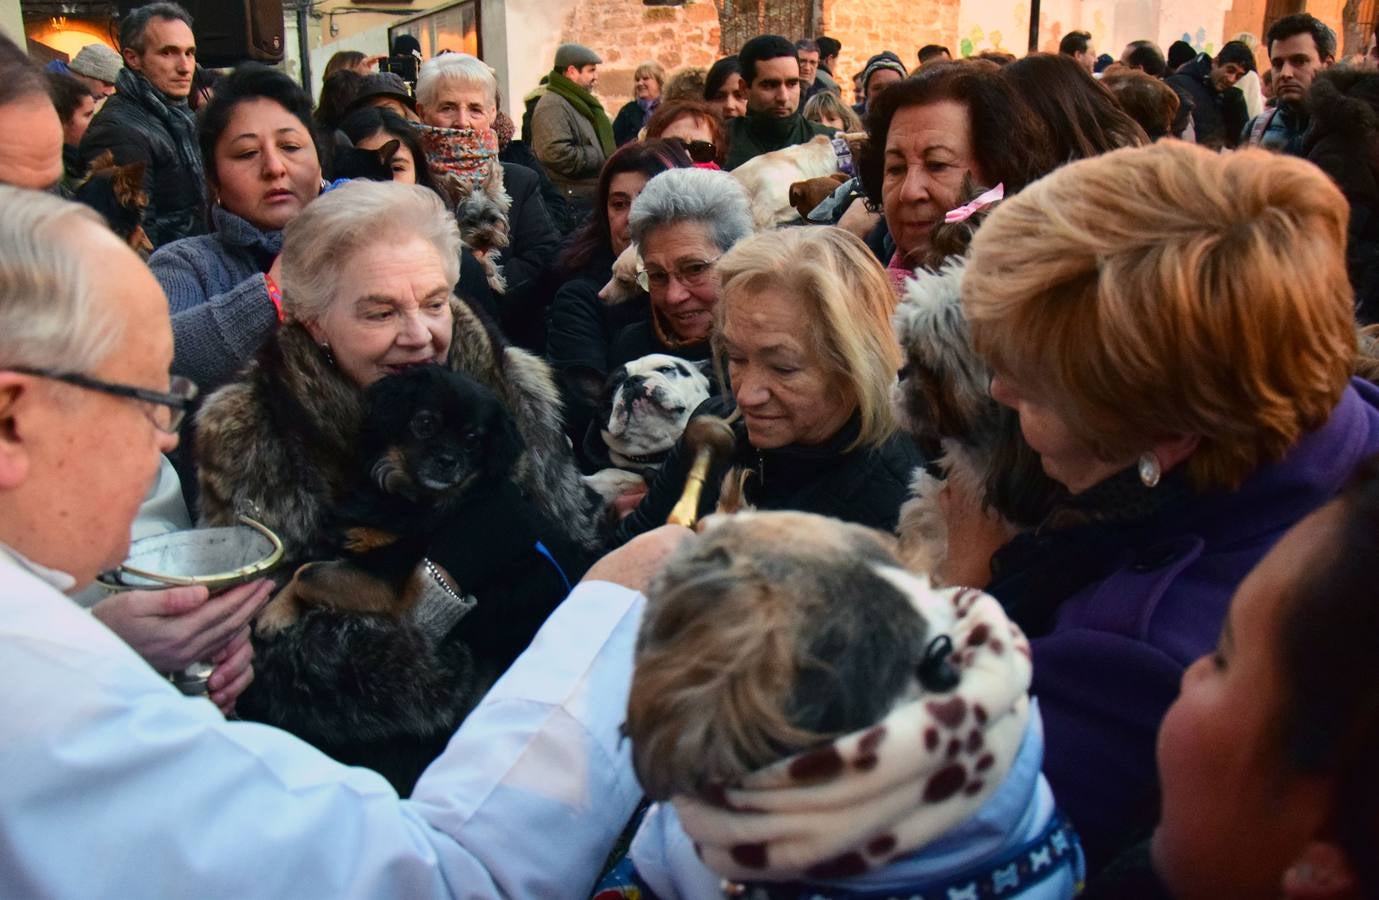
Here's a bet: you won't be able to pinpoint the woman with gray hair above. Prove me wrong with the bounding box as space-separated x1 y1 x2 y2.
615 225 922 544
194 179 601 793
610 166 753 367
413 51 560 349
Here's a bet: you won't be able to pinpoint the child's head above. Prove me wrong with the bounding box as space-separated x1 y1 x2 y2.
625 511 926 800
1154 455 1379 899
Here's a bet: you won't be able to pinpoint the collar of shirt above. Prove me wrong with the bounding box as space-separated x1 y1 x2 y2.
0 542 77 593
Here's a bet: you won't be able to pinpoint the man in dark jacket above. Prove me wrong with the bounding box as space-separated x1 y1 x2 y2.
1242 14 1335 156
725 35 834 170
81 2 205 249
1165 41 1253 150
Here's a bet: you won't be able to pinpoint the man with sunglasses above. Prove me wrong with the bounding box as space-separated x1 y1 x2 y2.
724 34 834 170
0 185 689 896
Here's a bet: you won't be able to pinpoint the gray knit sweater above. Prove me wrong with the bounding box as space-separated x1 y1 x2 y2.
151 205 282 395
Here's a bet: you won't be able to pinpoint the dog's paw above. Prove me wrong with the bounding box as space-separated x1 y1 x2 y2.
254 589 302 638
584 468 647 503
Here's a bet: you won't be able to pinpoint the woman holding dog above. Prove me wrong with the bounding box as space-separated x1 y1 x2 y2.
151 64 323 399
546 140 695 467
195 180 600 794
616 225 922 541
945 141 1379 872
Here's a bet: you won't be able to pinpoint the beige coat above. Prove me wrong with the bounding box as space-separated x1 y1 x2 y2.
531 90 606 202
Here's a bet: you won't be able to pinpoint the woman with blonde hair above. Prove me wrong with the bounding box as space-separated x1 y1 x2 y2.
945 141 1379 873
802 89 862 133
613 60 667 145
616 225 921 540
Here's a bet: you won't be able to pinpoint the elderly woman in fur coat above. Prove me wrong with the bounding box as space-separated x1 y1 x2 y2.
194 181 605 795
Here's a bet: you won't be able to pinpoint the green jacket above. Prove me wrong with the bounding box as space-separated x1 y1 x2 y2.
725 112 834 170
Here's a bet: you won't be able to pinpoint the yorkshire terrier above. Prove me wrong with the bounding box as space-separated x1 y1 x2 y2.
891 182 1062 578
444 162 512 295
255 366 521 636
73 150 153 258
611 511 1082 898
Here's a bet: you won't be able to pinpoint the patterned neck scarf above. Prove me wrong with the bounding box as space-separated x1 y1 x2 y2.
415 123 499 197
675 571 1033 883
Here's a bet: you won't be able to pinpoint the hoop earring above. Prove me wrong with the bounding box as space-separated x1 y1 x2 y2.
1138 451 1162 488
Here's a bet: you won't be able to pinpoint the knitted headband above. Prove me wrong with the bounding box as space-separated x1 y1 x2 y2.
674 569 1032 884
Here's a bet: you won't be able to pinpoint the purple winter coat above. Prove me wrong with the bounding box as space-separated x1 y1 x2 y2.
986 378 1379 870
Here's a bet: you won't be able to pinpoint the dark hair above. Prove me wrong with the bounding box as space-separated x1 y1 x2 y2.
0 33 51 108
738 34 797 86
323 50 367 79
1278 454 1379 897
703 55 742 100
315 69 365 132
795 38 819 54
338 107 439 197
1124 42 1167 77
1214 40 1257 71
645 99 729 165
1167 40 1197 71
119 2 193 55
816 36 841 60
1099 66 1180 139
1002 54 1148 162
975 50 1016 66
559 139 693 274
918 44 952 64
1059 30 1092 56
859 61 1056 206
45 71 93 124
1267 12 1337 60
199 63 318 188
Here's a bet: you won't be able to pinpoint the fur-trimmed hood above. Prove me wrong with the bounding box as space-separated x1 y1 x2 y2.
1305 67 1379 206
195 296 605 557
1309 67 1379 143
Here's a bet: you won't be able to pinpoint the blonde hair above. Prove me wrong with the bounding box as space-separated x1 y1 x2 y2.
280 181 462 324
965 141 1355 491
713 227 901 450
634 60 667 88
802 90 862 132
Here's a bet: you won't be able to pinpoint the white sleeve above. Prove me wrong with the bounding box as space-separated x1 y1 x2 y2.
0 566 645 900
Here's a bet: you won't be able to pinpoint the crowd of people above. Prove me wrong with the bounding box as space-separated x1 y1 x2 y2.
3 1 1379 896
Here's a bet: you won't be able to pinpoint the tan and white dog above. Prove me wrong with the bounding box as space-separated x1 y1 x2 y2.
730 133 854 229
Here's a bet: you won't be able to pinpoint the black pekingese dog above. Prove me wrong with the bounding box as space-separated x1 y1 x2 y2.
256 366 521 635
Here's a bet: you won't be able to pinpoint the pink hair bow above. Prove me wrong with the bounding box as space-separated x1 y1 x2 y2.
943 183 1005 224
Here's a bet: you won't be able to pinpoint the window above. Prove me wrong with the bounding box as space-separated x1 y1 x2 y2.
389 0 480 60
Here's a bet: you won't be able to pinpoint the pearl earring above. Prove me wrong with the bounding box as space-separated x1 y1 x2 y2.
1138 452 1161 488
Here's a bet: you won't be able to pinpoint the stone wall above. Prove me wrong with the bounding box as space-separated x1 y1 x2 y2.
822 0 961 102
557 0 723 110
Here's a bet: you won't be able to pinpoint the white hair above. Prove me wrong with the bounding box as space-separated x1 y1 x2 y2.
0 186 123 372
628 167 754 253
415 53 498 113
279 181 462 323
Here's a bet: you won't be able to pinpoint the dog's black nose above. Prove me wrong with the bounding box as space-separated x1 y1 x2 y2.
433 452 459 470
624 375 648 397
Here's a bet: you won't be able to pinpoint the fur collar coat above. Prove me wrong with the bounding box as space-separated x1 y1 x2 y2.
195 297 605 557
193 298 603 794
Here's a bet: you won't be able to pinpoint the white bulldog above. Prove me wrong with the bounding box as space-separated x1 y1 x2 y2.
599 353 712 474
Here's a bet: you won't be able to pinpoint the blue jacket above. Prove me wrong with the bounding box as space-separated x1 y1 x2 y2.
988 380 1379 869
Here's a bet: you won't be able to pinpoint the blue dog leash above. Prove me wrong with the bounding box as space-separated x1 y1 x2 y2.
533 541 573 595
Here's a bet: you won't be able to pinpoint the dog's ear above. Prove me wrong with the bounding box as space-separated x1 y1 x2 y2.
378 139 401 165
482 402 524 480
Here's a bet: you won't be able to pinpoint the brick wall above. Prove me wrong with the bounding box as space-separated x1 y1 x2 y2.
558 0 723 110
822 0 961 103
